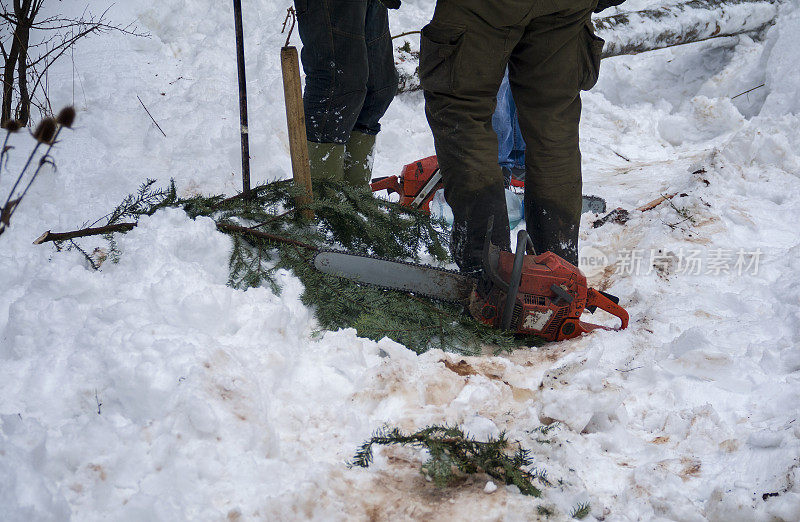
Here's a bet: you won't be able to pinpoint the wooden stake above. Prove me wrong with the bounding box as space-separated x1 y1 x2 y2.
233 0 251 196
280 46 313 220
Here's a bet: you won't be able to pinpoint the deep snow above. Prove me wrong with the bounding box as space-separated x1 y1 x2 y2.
1 0 800 520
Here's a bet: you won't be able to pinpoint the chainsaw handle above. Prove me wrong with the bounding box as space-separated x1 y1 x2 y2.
500 230 529 330
370 175 401 196
586 288 629 330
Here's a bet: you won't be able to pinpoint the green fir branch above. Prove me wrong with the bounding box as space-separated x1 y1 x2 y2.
64 178 543 354
349 424 542 497
570 502 592 519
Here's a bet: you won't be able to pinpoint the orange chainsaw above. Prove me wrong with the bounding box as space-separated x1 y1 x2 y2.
313 223 628 342
370 155 441 212
370 156 607 215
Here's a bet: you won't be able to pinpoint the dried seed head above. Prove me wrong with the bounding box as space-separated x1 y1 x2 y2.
33 118 57 144
56 106 76 128
2 120 22 133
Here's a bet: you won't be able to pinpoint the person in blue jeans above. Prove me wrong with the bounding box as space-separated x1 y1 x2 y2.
492 69 526 188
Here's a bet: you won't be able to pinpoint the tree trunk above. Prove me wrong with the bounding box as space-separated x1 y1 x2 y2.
3 0 34 125
15 12 31 125
2 19 22 124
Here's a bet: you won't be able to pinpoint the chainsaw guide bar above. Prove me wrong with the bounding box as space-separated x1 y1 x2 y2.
313 250 474 303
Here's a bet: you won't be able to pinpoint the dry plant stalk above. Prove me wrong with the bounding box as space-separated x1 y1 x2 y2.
0 106 75 237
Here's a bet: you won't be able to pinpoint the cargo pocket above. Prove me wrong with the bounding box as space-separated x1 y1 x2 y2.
419 22 466 93
579 21 605 91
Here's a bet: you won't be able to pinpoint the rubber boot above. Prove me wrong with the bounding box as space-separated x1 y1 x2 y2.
307 141 345 182
343 131 376 187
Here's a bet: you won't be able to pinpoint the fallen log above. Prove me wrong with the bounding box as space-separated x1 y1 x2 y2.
395 0 781 92
597 0 780 58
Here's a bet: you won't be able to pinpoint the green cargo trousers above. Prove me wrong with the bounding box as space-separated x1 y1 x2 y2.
420 0 603 270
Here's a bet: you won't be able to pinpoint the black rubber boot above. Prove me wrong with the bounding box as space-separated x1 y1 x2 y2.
450 182 511 274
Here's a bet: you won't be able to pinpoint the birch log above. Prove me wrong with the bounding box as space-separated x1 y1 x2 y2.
597 0 780 58
396 0 782 92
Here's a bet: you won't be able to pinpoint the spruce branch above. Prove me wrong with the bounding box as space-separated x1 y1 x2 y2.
570 502 592 520
37 179 542 353
349 425 543 497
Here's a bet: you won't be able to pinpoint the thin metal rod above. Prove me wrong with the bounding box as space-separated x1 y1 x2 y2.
137 96 166 137
233 0 251 196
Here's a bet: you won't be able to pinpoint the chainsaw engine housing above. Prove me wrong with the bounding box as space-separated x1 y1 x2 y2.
473 247 628 341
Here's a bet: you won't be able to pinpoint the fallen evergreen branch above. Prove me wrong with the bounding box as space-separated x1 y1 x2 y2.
570 502 592 519
349 425 543 497
40 179 537 354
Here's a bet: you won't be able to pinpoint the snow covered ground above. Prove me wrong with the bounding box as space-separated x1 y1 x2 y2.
2 0 800 520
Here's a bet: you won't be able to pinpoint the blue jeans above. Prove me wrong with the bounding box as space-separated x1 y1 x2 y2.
492 70 526 170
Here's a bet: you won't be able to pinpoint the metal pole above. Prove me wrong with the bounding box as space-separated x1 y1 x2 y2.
233 0 251 196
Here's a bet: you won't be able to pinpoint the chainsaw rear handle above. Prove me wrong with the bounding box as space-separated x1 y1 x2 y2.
482 216 509 293
500 229 536 330
585 288 629 331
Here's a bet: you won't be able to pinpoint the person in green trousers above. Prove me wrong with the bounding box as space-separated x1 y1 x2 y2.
414 0 617 271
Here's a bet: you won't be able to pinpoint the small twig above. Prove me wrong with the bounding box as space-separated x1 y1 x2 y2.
212 184 270 209
392 30 421 40
731 83 765 100
216 222 317 250
590 138 631 162
168 76 192 85
636 192 677 212
94 389 102 415
281 7 296 48
248 208 295 230
612 150 631 162
615 366 643 373
136 95 166 137
71 239 100 270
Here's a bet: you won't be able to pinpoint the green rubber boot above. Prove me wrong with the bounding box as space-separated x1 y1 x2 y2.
343 131 376 187
307 141 345 182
